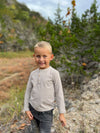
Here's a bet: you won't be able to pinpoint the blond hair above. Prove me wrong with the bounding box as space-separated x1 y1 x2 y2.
34 41 52 53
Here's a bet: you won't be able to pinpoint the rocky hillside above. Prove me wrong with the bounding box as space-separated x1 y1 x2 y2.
0 0 47 51
54 74 100 133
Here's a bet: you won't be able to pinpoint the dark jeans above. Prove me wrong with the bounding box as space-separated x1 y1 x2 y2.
29 103 53 133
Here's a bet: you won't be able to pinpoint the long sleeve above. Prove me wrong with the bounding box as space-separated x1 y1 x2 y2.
53 71 66 114
24 67 66 112
24 73 33 111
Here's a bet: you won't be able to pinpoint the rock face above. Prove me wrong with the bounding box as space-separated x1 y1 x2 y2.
0 18 38 51
0 0 47 52
53 74 100 133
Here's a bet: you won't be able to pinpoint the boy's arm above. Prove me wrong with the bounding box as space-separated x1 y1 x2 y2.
24 73 33 112
53 71 66 113
53 71 66 126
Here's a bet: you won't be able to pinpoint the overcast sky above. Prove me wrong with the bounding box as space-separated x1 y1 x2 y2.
17 0 100 20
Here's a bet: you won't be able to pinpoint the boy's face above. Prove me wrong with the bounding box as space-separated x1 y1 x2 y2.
34 47 54 69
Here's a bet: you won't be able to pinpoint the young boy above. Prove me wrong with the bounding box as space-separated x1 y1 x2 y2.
24 41 66 133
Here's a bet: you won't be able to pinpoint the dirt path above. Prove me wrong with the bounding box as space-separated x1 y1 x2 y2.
0 73 19 83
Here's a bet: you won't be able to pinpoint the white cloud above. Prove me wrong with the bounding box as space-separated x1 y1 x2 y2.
26 3 55 19
48 0 69 7
26 0 33 2
59 0 69 6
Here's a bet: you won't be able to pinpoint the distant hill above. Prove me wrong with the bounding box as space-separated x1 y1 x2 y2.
0 0 47 51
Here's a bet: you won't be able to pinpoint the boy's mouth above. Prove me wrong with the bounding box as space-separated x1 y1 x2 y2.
39 62 46 65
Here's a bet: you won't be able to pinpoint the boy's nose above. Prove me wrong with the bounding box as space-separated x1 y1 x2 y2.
39 56 44 61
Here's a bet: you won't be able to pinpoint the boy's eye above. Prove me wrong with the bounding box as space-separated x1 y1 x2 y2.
43 55 47 58
36 55 40 58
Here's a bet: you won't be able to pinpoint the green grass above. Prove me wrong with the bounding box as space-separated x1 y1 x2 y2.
0 85 26 124
9 85 25 115
0 50 33 58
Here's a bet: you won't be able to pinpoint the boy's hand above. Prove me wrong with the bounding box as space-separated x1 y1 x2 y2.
59 113 66 127
25 111 33 120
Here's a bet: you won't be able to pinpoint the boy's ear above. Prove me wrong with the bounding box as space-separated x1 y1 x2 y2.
51 54 54 60
33 54 35 57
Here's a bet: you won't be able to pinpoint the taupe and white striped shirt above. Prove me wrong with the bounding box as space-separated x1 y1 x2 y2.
24 66 66 114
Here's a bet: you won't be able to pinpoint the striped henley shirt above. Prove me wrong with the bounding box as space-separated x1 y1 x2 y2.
24 66 66 114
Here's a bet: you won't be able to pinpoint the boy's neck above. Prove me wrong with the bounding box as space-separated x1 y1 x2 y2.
39 66 50 70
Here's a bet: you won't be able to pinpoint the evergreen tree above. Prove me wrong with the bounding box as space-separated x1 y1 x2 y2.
54 3 63 25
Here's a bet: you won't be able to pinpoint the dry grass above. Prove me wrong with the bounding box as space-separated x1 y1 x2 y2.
0 57 37 103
